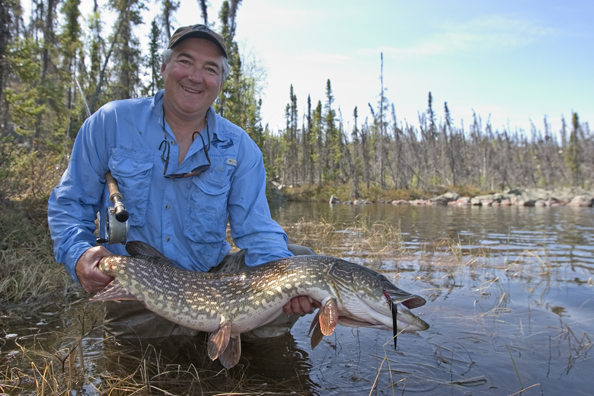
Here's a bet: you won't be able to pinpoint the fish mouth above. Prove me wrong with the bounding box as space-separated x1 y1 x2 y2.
382 290 429 333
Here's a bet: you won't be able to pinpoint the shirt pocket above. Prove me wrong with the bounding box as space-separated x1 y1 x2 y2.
184 174 231 244
108 147 154 227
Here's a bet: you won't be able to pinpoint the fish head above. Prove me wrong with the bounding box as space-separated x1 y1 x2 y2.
328 260 429 332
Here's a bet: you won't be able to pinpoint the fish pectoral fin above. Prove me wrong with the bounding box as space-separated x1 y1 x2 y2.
308 310 321 335
319 298 339 336
218 334 241 369
208 321 231 361
91 280 137 301
308 310 324 349
310 321 324 350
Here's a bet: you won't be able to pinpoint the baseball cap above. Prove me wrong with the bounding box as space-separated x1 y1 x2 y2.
167 24 227 58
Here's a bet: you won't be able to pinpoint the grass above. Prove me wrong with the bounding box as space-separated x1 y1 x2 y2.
0 199 72 308
279 216 406 261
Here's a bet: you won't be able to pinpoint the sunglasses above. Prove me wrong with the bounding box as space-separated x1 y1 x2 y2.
159 122 211 179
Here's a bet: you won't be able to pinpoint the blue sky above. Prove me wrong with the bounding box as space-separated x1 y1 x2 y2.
171 0 593 136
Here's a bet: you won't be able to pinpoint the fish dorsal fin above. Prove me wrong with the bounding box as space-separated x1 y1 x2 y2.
208 321 231 362
125 241 169 261
319 298 339 336
219 334 241 369
308 310 324 349
91 280 137 301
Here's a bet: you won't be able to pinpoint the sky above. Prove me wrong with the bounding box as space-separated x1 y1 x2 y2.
168 0 593 136
33 0 594 135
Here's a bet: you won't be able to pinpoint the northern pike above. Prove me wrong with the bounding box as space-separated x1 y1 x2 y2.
92 241 429 369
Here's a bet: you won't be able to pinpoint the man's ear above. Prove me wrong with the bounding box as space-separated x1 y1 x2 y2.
161 61 167 77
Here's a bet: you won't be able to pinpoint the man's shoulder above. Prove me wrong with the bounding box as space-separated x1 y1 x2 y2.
97 97 154 116
214 114 246 139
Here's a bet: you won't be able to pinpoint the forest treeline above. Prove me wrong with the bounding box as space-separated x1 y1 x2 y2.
0 0 592 204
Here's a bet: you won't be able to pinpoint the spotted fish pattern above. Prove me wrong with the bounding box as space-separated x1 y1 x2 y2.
93 241 429 369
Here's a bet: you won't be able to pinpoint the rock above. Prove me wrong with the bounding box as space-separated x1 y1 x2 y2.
449 197 471 206
568 195 594 207
329 195 341 205
266 181 286 202
507 188 522 196
431 192 460 206
392 200 410 205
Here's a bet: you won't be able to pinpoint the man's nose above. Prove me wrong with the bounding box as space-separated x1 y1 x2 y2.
188 67 203 83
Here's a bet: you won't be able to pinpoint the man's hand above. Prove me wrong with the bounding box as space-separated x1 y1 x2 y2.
75 246 114 292
283 296 321 316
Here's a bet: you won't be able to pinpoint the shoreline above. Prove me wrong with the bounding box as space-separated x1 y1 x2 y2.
327 187 594 208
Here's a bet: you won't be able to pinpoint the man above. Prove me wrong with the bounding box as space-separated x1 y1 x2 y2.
48 24 316 338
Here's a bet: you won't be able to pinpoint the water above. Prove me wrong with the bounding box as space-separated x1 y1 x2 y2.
1 203 593 395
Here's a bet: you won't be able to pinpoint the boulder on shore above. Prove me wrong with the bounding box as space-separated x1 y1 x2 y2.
329 195 341 205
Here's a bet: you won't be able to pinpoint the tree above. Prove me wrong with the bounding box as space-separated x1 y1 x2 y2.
0 0 11 122
59 0 83 138
323 79 339 181
311 100 323 185
142 18 163 97
565 112 581 186
282 84 298 185
109 0 144 100
351 107 361 197
443 101 456 185
160 0 179 41
198 0 208 26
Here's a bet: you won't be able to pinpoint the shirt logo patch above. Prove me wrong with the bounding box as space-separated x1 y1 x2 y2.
226 158 237 166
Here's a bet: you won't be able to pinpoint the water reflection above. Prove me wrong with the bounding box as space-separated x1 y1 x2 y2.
99 332 317 395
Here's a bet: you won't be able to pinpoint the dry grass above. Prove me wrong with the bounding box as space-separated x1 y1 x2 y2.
280 216 405 260
0 200 71 307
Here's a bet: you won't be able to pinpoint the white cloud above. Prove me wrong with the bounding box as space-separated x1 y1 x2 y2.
373 15 555 59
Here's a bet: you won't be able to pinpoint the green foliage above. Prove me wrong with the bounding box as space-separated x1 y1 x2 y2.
142 18 164 97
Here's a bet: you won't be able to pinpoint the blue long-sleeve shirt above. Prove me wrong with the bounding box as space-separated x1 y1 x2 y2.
48 90 292 283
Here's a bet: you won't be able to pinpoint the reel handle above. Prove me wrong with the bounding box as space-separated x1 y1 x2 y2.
105 171 129 222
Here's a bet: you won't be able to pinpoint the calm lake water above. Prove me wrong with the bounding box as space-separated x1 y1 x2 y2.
2 202 593 395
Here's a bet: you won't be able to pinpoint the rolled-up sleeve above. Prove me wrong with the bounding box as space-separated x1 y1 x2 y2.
227 132 292 266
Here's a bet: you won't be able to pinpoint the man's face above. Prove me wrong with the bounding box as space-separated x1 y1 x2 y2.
161 38 225 122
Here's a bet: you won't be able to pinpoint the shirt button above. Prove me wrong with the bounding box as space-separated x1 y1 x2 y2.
165 205 170 210
165 237 170 242
170 140 176 145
